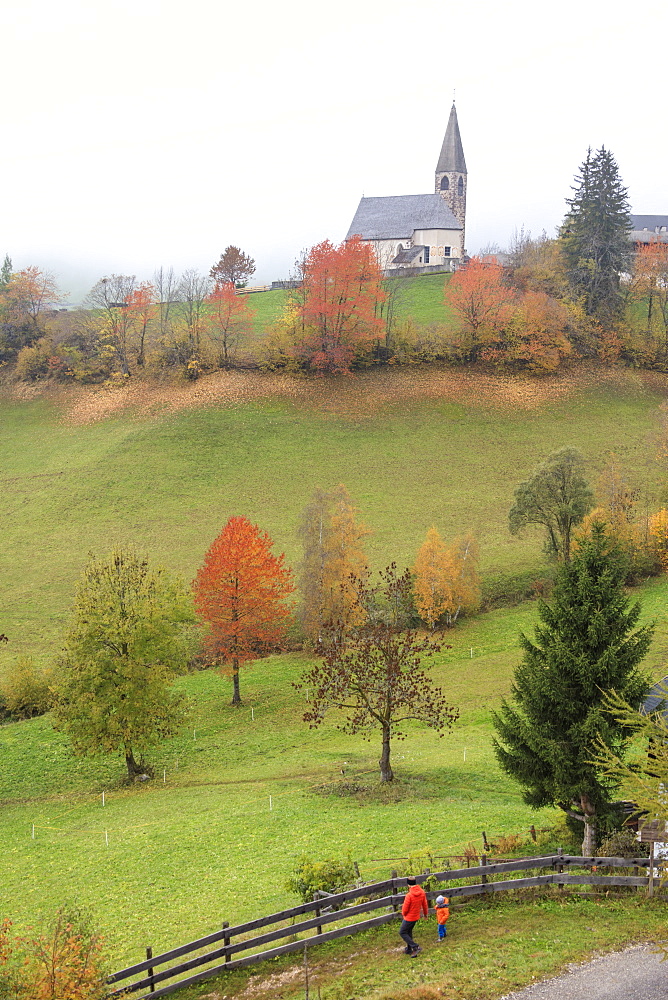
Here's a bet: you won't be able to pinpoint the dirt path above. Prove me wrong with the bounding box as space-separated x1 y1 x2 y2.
500 944 667 1000
6 363 668 426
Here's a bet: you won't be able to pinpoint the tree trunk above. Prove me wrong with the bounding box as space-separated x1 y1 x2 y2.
232 657 241 705
125 748 139 780
580 794 596 855
379 727 393 782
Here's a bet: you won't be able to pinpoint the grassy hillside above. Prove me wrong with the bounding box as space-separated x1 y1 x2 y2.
1 364 666 664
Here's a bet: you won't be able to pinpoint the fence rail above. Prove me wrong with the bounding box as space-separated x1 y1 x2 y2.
107 853 660 999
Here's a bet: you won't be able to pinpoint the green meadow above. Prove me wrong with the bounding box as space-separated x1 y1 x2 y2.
2 354 668 993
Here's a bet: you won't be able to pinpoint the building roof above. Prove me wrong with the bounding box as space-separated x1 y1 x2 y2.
346 194 461 241
436 103 467 174
641 677 668 716
392 246 426 264
631 215 668 232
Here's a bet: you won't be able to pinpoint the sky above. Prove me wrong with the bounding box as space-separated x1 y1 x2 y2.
3 0 667 303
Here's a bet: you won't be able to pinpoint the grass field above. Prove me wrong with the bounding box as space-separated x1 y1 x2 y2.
2 363 667 665
2 361 668 995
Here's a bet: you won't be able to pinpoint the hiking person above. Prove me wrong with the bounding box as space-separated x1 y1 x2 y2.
434 894 450 940
399 876 428 956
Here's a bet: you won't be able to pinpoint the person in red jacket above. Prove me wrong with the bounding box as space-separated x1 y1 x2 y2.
399 877 429 956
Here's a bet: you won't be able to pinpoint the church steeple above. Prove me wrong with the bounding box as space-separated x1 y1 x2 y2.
435 103 467 255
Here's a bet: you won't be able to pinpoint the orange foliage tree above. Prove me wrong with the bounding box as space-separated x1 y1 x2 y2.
206 281 255 367
444 257 515 360
290 235 386 373
631 240 668 340
193 516 295 704
124 281 157 367
488 290 572 372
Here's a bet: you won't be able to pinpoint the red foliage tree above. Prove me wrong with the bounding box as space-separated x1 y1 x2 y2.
291 235 385 373
206 281 255 367
193 516 295 704
444 257 515 360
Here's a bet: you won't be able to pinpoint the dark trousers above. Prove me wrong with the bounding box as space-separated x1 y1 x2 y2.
399 919 418 952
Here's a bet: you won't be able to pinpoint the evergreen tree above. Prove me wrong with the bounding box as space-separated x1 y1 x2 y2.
0 254 11 290
560 146 632 324
492 522 652 854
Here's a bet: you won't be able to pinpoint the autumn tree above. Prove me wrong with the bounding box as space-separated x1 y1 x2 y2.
444 256 515 361
413 528 480 629
297 485 370 644
53 550 194 780
210 246 256 287
630 239 668 343
85 275 138 374
296 566 458 782
492 290 571 373
125 280 157 367
560 146 632 324
288 235 386 373
492 522 653 854
509 447 593 563
206 281 255 366
193 516 295 705
0 267 61 360
176 269 211 359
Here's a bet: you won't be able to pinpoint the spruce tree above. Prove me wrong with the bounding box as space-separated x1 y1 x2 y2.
492 522 652 854
560 146 632 324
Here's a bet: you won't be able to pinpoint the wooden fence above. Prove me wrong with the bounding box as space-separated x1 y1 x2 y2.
107 853 659 999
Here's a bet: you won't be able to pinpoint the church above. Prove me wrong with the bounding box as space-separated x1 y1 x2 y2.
346 103 467 272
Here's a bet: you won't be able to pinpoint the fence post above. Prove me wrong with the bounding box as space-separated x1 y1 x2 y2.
481 854 488 895
391 871 398 912
313 893 322 935
557 847 564 892
648 841 655 898
223 921 230 963
146 947 155 993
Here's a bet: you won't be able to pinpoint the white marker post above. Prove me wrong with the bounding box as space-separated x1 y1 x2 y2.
102 792 105 807
464 748 467 762
105 831 109 847
32 824 35 840
251 708 255 722
269 796 273 811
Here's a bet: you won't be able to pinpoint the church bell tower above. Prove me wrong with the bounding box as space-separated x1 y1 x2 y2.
435 103 467 255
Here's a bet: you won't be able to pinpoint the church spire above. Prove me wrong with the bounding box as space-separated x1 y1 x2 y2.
435 102 467 255
436 103 467 174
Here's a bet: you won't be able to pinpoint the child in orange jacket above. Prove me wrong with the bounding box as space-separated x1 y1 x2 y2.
434 895 449 940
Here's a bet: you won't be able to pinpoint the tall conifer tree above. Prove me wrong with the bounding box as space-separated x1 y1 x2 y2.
560 146 632 324
492 522 652 855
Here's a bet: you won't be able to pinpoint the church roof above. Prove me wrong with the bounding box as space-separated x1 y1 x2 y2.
436 103 467 174
346 194 461 241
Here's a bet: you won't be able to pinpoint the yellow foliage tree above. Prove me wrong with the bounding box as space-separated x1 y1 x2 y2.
413 530 480 629
297 485 370 643
648 508 668 570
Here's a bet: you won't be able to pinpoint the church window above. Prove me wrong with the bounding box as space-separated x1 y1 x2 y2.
424 246 430 264
397 244 404 253
457 176 464 196
443 246 451 257
440 176 449 191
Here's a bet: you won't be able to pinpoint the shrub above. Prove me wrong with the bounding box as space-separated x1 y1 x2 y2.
285 855 357 903
0 908 107 1000
21 905 107 1000
0 657 53 719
